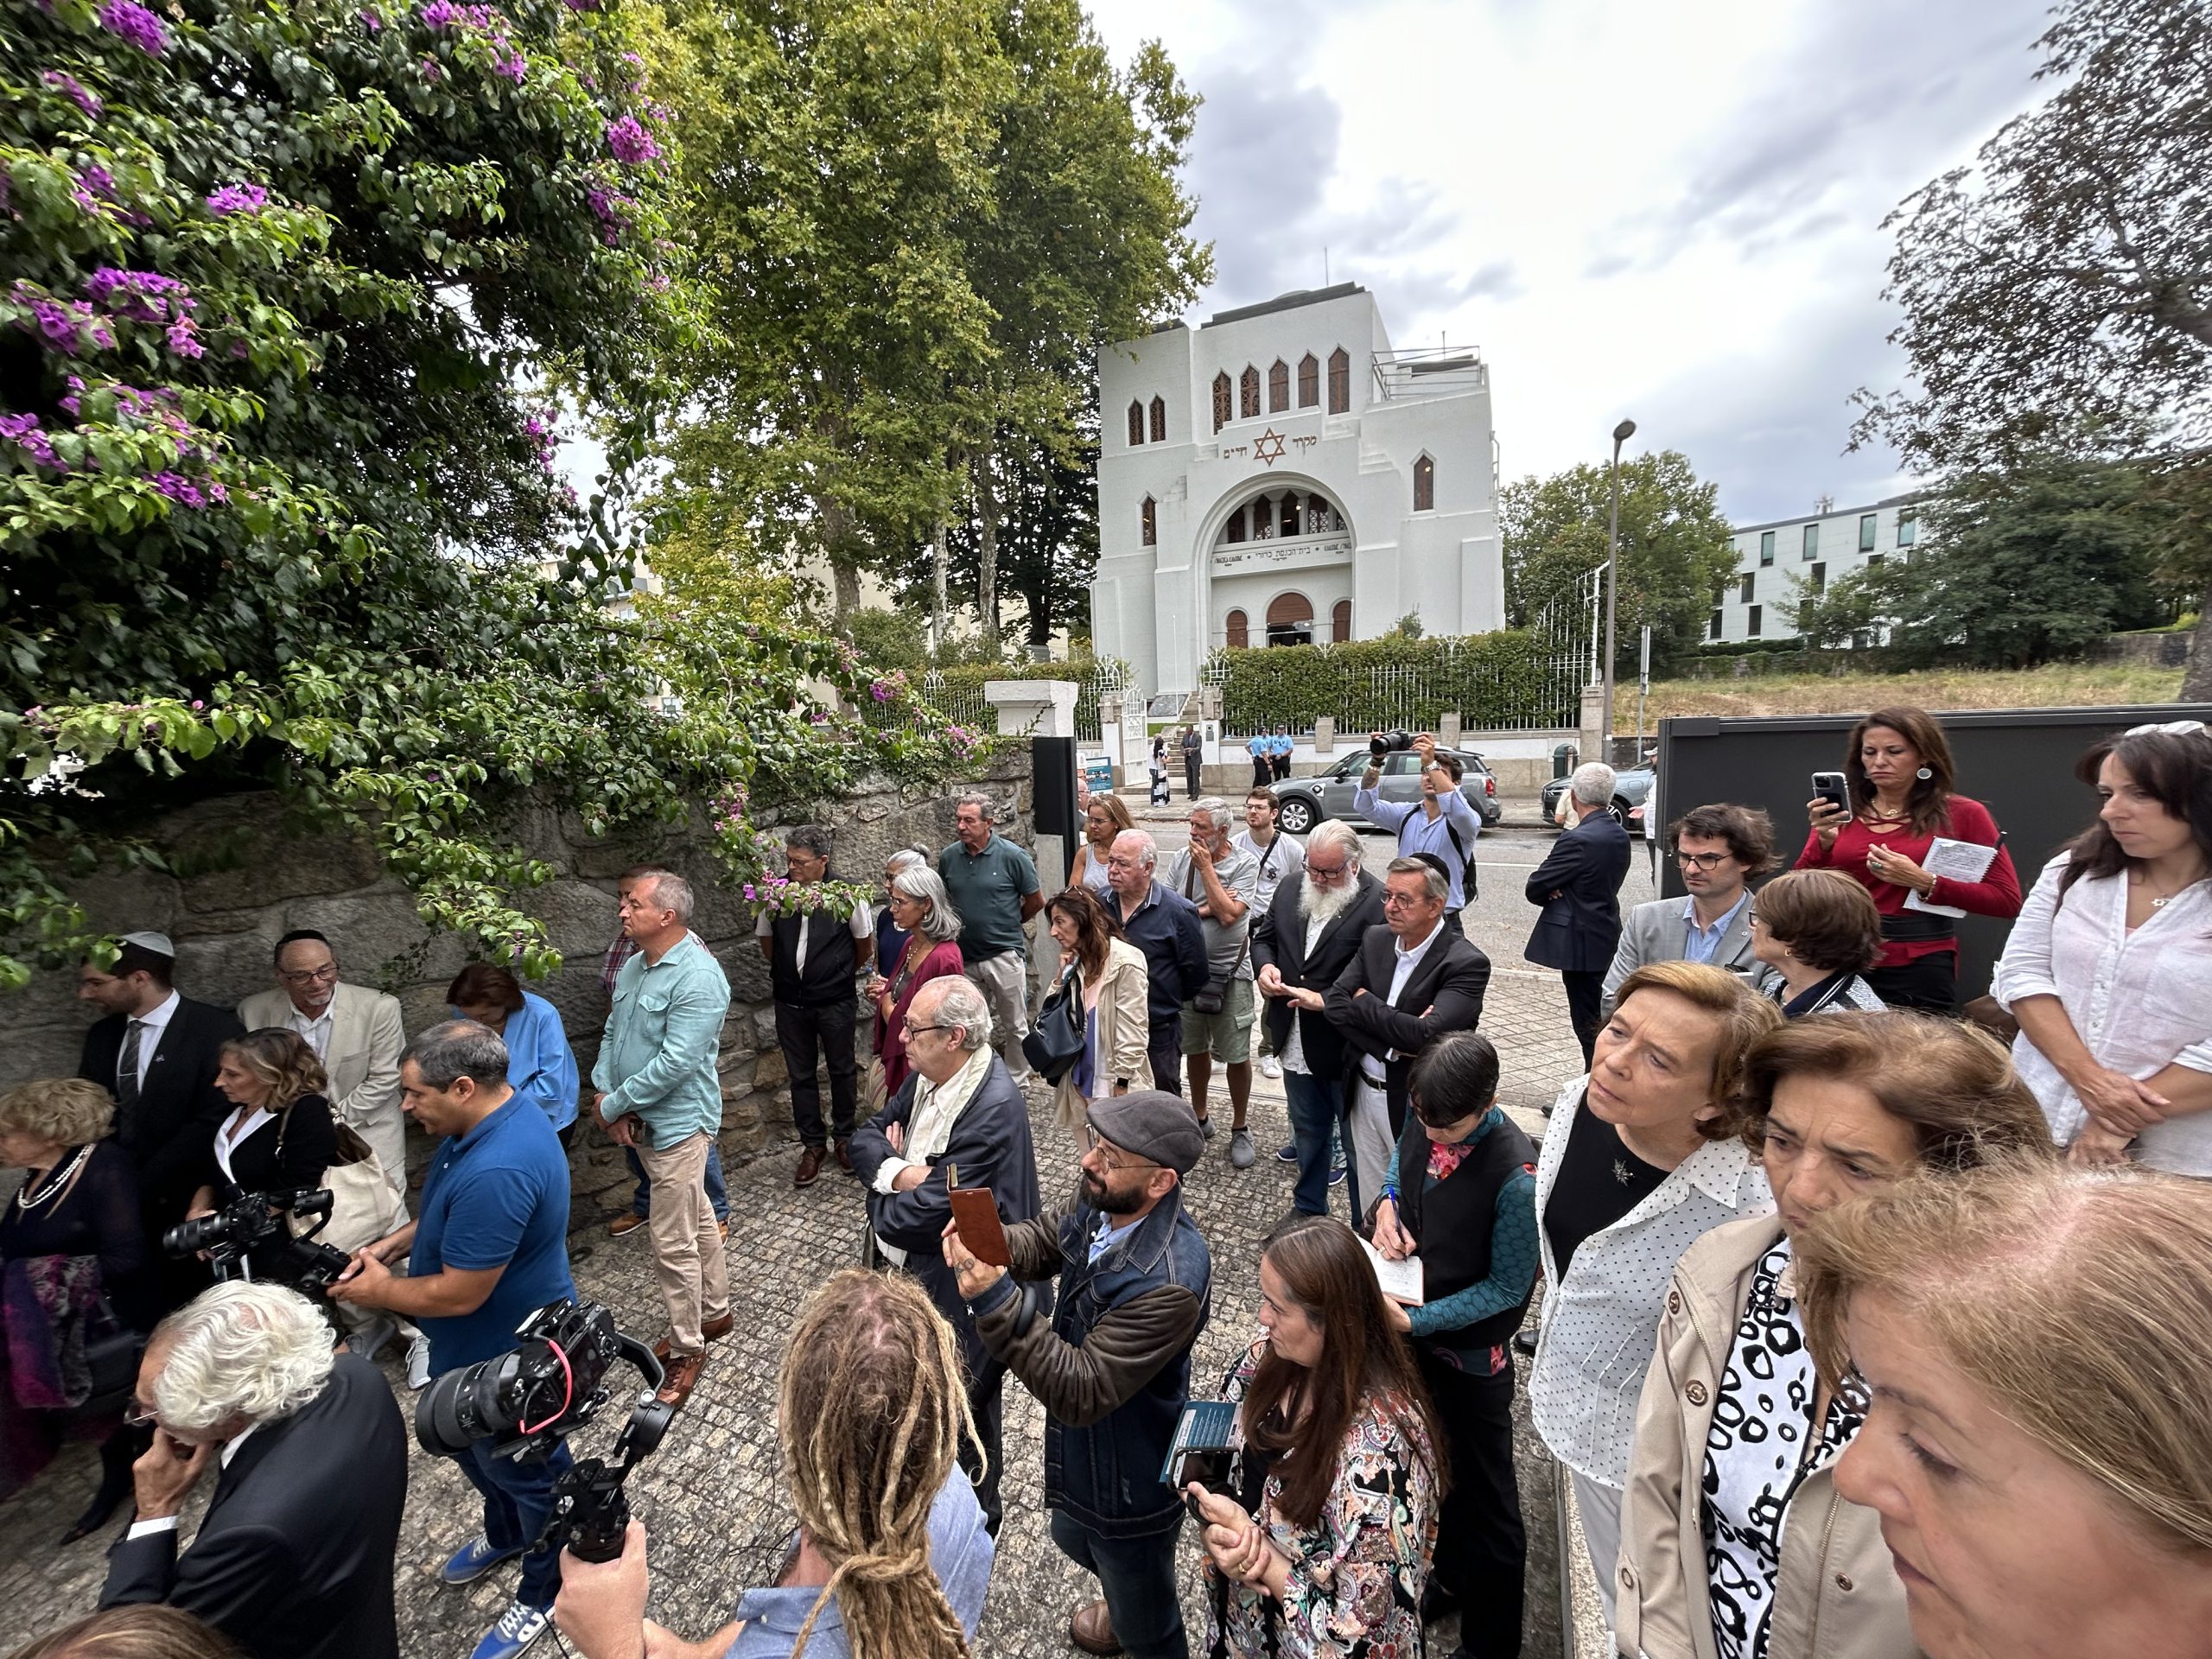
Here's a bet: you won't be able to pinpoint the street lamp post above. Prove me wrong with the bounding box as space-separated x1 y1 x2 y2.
1601 417 1637 765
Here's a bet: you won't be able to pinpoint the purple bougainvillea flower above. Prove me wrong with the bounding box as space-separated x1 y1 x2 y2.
494 50 525 81
147 471 207 507
41 71 103 118
207 183 268 216
359 6 383 25
166 316 203 359
97 0 168 53
604 115 660 164
420 56 441 80
0 413 62 470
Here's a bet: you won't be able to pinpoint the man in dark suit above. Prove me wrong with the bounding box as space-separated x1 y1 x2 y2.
1252 820 1386 1217
77 931 245 1309
849 974 1044 1538
1325 857 1491 1220
100 1281 409 1659
1525 762 1634 1067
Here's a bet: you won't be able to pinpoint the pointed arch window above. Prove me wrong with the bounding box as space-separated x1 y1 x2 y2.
1225 609 1249 649
1413 454 1434 512
1140 496 1156 546
1327 347 1351 414
1298 353 1319 408
1212 372 1231 433
1149 396 1166 442
1279 494 1300 537
1240 365 1261 420
1225 505 1247 543
1268 359 1289 412
1127 401 1145 447
1332 600 1352 644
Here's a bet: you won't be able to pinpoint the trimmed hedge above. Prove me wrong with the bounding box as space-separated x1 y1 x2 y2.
1208 632 1567 734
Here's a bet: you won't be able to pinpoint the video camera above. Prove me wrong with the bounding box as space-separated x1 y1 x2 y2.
1369 728 1415 758
162 1188 352 1293
416 1300 673 1564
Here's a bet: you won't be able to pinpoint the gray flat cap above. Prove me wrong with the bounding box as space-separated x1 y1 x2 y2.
1088 1089 1205 1176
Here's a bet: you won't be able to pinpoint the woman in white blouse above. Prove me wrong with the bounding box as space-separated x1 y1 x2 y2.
1993 721 2212 1174
1529 959 1783 1629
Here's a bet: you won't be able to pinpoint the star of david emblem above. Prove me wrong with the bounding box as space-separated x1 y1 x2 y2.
1251 427 1287 467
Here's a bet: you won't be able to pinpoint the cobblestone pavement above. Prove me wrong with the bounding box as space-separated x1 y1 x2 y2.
2 825 1639 1659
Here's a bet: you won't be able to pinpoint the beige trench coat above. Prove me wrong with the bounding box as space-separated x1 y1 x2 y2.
1617 1213 1920 1659
1049 937 1153 1129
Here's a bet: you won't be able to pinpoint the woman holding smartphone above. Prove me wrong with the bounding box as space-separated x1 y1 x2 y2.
1796 705 2020 1013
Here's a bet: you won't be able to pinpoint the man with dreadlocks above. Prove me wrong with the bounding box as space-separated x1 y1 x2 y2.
552 1269 993 1659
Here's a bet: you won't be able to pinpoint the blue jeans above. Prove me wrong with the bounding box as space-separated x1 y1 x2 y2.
455 1439 573 1610
1283 1070 1346 1218
1050 1508 1189 1659
628 1141 728 1223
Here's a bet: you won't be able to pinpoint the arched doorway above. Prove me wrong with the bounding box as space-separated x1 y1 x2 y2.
1332 600 1352 645
1266 592 1314 648
1224 608 1249 649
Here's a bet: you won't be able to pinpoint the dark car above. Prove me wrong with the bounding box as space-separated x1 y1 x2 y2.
1268 747 1502 836
1540 762 1656 831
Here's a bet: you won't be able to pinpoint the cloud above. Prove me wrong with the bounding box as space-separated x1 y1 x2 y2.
1185 63 1344 305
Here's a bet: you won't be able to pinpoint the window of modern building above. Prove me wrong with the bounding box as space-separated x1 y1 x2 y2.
1299 353 1319 408
1739 573 1755 603
1240 365 1260 420
1709 609 1723 640
1809 561 1826 594
1802 524 1819 559
1141 496 1155 546
1859 513 1877 552
1225 505 1246 543
1897 509 1917 546
1212 372 1230 433
1268 359 1289 412
1760 530 1776 566
1148 396 1166 442
1327 347 1351 413
1413 454 1434 512
1265 590 1315 647
1748 605 1764 637
1867 553 1885 569
1127 401 1144 447
1225 608 1249 649
1332 599 1351 643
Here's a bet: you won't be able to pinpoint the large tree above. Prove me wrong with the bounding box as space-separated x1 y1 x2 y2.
1851 0 2212 696
1499 450 1737 677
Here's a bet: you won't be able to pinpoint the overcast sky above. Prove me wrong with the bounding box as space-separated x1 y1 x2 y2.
1083 0 2058 525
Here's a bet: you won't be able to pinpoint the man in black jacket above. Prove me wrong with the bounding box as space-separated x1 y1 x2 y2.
76 931 245 1310
1251 820 1385 1217
849 975 1041 1537
757 824 874 1189
1324 857 1491 1219
99 1281 409 1659
1524 762 1633 1067
1103 830 1209 1098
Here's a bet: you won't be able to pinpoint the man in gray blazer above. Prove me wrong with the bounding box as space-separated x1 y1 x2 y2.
238 929 408 1181
1600 802 1779 1019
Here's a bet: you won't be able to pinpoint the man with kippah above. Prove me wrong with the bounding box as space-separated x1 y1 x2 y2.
944 1090 1213 1659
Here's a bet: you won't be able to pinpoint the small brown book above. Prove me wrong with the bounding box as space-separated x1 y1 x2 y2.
947 1180 1011 1269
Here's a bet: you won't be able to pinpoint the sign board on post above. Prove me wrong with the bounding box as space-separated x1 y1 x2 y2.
1083 754 1115 798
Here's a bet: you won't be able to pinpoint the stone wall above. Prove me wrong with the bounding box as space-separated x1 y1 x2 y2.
5 749 1033 1224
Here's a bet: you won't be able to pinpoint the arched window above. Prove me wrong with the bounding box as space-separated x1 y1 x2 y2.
1251 492 1274 540
1265 591 1315 647
1149 396 1166 442
1127 401 1145 447
1327 347 1351 414
1278 494 1299 537
1240 365 1260 420
1225 505 1247 543
1332 600 1352 644
1413 454 1434 512
1298 353 1319 408
1212 372 1231 433
1225 609 1249 649
1140 495 1156 546
1268 359 1289 412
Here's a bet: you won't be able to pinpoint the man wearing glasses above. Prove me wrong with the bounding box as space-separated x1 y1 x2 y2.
1103 830 1209 1101
238 927 407 1185
1599 804 1779 1019
944 1090 1210 1659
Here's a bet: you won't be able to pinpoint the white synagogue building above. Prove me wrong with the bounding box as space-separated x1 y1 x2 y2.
1090 283 1503 702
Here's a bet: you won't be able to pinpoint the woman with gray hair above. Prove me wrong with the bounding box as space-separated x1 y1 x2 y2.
868 866 969 1099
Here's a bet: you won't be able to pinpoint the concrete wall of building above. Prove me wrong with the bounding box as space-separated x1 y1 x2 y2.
1712 496 1925 645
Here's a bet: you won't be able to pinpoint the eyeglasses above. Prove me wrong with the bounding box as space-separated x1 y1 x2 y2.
1080 1124 1159 1172
900 1019 955 1038
1306 858 1350 878
278 963 339 986
1674 851 1732 870
2125 720 2208 738
124 1397 157 1429
1382 890 1432 910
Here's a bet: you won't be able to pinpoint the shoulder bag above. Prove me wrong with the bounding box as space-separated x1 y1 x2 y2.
1023 963 1089 1084
279 1108 407 1255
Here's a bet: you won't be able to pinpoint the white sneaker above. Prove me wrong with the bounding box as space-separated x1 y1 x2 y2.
407 1332 434 1391
1260 1056 1282 1079
346 1315 397 1362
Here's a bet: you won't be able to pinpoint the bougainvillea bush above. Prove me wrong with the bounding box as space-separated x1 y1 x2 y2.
0 0 981 984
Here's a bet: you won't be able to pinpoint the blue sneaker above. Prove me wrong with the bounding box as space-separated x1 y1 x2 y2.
468 1600 550 1659
1329 1157 1347 1187
1274 1141 1298 1163
441 1533 524 1586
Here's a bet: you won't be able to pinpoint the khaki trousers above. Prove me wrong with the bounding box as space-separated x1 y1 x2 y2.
639 1129 730 1355
963 950 1034 1083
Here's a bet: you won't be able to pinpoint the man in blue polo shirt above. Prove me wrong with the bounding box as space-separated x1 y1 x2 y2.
333 1019 575 1659
938 792 1044 1085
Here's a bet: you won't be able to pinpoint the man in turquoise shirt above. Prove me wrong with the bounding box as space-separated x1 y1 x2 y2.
593 870 731 1409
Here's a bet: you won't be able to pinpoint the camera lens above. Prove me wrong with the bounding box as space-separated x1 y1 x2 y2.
416 1351 518 1457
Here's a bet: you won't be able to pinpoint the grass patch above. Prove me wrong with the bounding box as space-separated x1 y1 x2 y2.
1648 663 2186 721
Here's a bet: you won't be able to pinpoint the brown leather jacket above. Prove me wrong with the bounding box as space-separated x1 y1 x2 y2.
1616 1214 1920 1659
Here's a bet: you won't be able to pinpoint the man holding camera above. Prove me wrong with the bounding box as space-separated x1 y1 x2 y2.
332 1020 576 1659
1354 731 1482 926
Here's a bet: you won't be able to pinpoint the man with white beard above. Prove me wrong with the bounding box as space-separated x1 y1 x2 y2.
1249 820 1387 1218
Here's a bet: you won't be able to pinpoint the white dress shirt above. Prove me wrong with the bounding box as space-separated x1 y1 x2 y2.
286 999 334 1063
213 1105 274 1183
1529 1076 1775 1491
125 1422 261 1540
1994 851 2212 1176
1280 908 1332 1077
120 988 181 1089
754 898 874 974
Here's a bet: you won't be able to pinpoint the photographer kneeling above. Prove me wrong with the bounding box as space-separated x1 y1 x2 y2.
555 1268 994 1659
96 1281 408 1659
330 1020 577 1659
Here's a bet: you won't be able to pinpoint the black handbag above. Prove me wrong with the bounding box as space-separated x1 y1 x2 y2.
1023 967 1088 1084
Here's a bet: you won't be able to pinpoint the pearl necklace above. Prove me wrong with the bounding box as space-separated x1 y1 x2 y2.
13 1144 92 1217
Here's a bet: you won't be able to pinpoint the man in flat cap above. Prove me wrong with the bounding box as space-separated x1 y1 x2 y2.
944 1090 1213 1659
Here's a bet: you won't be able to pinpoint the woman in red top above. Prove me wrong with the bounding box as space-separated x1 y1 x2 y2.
866 865 969 1097
1796 704 2021 1013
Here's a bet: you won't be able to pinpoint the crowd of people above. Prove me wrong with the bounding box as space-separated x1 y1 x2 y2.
3 709 2211 1659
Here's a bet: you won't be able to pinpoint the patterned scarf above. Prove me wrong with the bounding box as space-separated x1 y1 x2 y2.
1425 1138 1474 1183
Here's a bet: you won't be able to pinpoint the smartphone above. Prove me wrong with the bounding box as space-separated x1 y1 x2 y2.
1811 771 1850 816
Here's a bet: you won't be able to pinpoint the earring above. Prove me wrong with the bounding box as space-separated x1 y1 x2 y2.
1915 766 1932 780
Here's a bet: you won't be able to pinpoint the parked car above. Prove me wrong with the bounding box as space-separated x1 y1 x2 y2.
1540 762 1656 830
1268 747 1502 836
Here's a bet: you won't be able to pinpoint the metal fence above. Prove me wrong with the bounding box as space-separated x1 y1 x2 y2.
862 659 1129 744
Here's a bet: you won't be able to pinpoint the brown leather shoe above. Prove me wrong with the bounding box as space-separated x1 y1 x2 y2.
1068 1599 1122 1656
652 1315 734 1364
794 1146 823 1188
717 1217 730 1241
607 1213 646 1238
655 1351 705 1408
834 1137 854 1173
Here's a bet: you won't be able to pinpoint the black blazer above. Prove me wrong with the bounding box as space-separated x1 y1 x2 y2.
1249 871 1387 1077
203 1094 337 1199
79 998 245 1213
1324 922 1491 1136
1522 811 1632 973
99 1353 409 1659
